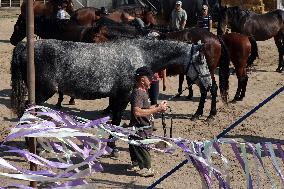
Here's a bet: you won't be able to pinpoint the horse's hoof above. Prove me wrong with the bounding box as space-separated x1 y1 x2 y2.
206 115 215 122
191 114 200 121
186 95 193 101
276 67 283 72
55 104 62 109
69 100 75 105
103 107 112 114
175 93 181 98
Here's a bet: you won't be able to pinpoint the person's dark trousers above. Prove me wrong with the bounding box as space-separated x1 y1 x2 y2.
149 80 159 105
148 80 159 131
178 74 192 98
129 135 151 169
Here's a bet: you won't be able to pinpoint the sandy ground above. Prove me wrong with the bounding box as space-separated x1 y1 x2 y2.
1 8 284 188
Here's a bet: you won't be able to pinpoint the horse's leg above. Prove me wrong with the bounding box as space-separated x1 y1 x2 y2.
247 37 258 67
186 76 193 100
207 80 218 121
103 97 113 114
55 91 64 109
233 76 242 102
107 92 131 157
191 87 207 121
36 85 57 105
69 97 75 105
274 36 284 72
239 75 248 100
176 74 184 97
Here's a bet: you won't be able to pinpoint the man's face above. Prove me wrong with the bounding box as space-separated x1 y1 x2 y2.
141 76 152 89
202 8 208 16
175 4 181 11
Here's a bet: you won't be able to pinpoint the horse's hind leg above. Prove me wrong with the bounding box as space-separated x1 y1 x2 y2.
35 87 57 106
274 36 284 72
233 66 248 101
233 77 242 102
107 92 131 155
239 75 248 100
69 97 75 105
55 91 64 109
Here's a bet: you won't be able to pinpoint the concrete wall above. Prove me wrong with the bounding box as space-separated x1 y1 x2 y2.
72 0 112 9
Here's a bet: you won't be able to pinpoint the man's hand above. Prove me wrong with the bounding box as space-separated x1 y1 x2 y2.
158 100 168 112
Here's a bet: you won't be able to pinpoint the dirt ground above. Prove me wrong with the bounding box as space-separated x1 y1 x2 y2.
1 8 284 188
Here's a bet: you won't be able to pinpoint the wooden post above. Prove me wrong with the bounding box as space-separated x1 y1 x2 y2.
26 0 37 187
9 0 11 7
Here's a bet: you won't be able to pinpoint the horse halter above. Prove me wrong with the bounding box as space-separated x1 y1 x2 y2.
186 44 212 90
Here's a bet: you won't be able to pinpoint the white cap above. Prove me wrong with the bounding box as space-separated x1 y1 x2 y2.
176 1 182 5
202 4 208 10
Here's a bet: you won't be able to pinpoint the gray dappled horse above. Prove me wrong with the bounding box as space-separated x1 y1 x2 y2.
11 38 211 125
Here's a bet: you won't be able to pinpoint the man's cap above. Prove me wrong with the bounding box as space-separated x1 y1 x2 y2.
135 66 154 79
176 1 182 5
202 4 208 10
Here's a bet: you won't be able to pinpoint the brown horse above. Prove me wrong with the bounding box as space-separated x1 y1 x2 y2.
160 28 252 119
221 32 251 102
218 6 284 72
20 0 74 18
159 27 229 120
71 8 157 27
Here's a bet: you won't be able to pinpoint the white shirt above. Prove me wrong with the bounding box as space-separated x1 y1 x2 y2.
57 9 70 19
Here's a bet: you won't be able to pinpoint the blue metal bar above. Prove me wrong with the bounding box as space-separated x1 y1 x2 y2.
148 85 284 189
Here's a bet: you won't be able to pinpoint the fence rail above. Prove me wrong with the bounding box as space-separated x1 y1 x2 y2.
0 0 20 7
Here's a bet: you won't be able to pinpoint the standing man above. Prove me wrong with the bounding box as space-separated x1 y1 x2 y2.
128 66 168 177
197 4 212 32
170 1 187 30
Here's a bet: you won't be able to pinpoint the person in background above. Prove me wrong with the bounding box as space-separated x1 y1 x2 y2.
170 1 187 30
128 66 168 177
149 70 166 105
56 1 70 20
197 4 212 32
100 7 109 16
148 70 166 131
120 12 145 30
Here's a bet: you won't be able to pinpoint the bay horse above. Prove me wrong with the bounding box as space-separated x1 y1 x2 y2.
159 27 229 120
71 7 157 27
11 38 210 126
218 6 284 72
20 0 74 18
159 28 252 117
9 15 109 46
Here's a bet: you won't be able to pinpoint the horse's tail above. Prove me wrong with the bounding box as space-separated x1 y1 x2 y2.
217 35 230 103
247 36 258 67
10 43 27 117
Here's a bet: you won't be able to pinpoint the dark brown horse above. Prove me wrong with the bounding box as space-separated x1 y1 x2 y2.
160 28 252 119
218 6 284 72
221 32 251 101
159 27 230 120
9 15 106 46
20 0 74 18
71 7 157 27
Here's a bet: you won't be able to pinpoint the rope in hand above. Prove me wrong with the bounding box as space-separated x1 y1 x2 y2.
161 84 194 137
